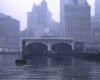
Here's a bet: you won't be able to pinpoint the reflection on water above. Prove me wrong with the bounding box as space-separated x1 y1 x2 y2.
0 53 100 80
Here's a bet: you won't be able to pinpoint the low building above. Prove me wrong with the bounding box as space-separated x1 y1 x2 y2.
49 20 61 37
34 24 45 38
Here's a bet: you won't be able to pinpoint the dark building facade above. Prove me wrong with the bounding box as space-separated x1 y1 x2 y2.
60 0 67 37
64 0 91 44
0 13 20 46
95 0 100 21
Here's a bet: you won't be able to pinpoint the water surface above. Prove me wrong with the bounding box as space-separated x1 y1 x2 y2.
0 53 100 80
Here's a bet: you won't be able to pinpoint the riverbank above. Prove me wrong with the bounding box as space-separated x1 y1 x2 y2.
2 50 100 61
64 51 100 60
43 51 100 61
0 51 20 54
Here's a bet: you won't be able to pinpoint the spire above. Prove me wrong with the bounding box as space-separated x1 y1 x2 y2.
33 3 36 8
32 3 37 11
42 0 46 2
32 3 38 12
41 0 47 6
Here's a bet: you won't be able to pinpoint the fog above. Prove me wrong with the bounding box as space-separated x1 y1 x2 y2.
0 0 94 30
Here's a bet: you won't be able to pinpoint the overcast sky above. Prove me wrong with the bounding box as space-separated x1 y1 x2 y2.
0 0 95 30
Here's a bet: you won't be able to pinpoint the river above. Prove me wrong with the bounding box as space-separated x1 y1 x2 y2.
0 53 100 80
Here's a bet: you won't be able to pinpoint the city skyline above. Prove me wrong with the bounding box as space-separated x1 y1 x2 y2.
0 0 94 30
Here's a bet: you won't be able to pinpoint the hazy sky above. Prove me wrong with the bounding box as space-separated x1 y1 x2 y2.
0 0 95 30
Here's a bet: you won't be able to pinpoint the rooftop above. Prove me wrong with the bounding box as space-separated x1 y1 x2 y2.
0 13 7 17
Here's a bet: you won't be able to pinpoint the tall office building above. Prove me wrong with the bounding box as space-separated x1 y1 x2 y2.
60 0 67 37
64 0 91 43
37 0 47 28
27 4 39 37
95 0 100 21
47 9 52 26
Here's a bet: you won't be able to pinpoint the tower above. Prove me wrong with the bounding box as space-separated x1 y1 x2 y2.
37 0 47 28
27 4 39 37
27 0 48 38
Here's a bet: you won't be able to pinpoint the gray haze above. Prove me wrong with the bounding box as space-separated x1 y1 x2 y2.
0 0 94 30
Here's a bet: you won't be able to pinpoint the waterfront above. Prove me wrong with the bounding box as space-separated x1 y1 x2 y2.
0 53 100 80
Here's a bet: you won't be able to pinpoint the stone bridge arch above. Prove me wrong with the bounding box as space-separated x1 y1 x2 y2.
51 42 72 52
26 42 48 53
20 38 74 54
50 41 73 49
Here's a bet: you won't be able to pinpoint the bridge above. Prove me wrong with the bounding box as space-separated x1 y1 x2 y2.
19 36 74 58
21 36 74 55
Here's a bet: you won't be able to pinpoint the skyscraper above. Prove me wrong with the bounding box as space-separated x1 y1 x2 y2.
47 9 52 26
27 0 48 37
37 0 47 28
64 0 91 43
95 0 100 21
27 4 39 37
60 0 67 37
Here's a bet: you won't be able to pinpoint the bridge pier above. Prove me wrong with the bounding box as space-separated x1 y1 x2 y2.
72 41 74 50
20 39 26 59
47 41 51 51
15 40 27 64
